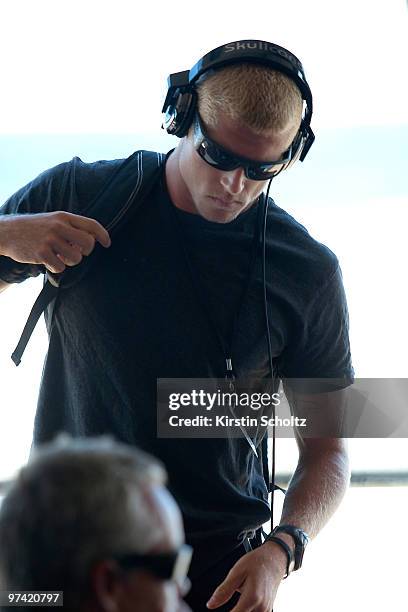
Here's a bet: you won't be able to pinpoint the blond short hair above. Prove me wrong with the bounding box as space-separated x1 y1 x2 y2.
196 63 303 133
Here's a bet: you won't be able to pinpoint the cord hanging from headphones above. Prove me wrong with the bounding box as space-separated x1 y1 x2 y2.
262 177 277 529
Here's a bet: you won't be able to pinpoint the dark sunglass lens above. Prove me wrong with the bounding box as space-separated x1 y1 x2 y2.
247 163 284 180
246 167 271 180
199 140 238 171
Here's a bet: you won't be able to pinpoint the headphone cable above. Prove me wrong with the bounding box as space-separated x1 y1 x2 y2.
262 177 276 532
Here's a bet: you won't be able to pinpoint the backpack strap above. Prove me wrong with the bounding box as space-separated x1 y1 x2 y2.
12 150 165 366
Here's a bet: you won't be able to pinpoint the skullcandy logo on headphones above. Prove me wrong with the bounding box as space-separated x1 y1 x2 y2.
224 41 302 71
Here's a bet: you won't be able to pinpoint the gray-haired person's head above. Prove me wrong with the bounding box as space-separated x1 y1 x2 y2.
0 436 169 611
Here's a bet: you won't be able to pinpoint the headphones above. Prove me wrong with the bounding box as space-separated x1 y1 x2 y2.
162 39 315 168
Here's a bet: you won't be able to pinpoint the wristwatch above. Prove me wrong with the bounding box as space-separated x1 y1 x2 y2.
271 524 310 571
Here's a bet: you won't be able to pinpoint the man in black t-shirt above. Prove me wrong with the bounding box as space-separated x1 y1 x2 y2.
0 41 353 611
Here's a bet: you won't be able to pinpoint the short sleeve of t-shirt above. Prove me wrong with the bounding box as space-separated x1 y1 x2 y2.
277 263 354 391
0 157 123 283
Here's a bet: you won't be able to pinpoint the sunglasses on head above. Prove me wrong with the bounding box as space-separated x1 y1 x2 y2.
194 113 293 181
113 544 193 588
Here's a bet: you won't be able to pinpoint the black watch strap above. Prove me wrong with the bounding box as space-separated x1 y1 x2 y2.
263 535 295 578
272 525 310 571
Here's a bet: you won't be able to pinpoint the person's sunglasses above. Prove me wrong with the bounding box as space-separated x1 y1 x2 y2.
194 113 292 181
113 544 193 589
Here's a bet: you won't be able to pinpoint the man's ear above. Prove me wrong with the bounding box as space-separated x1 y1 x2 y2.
89 559 122 612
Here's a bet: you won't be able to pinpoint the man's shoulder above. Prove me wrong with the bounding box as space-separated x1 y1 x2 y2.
69 155 126 178
0 155 133 216
59 151 164 207
23 155 127 192
67 156 127 205
268 199 339 292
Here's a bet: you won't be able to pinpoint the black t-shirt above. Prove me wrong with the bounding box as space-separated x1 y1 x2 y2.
0 154 354 543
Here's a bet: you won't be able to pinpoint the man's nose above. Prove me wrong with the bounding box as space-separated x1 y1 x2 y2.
220 167 246 195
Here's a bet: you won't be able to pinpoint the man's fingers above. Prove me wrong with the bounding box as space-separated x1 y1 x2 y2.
60 225 96 256
68 214 111 248
206 573 244 609
55 250 82 268
229 587 260 612
0 212 110 269
47 238 83 267
43 213 111 271
43 252 66 274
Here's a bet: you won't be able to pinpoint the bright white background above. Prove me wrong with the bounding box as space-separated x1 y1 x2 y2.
0 1 408 610
0 0 407 133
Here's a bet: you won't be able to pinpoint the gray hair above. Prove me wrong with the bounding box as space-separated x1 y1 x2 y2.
0 435 168 611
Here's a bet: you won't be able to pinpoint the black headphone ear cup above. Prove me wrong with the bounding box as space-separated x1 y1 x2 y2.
175 89 198 138
283 126 306 171
163 89 197 138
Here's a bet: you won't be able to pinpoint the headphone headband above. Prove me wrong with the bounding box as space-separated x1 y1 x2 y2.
189 41 311 109
162 39 315 163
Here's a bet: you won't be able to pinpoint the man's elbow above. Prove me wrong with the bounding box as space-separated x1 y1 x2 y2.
300 437 351 476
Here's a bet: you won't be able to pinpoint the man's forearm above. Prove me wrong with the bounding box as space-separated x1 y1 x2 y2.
278 440 350 539
262 439 350 575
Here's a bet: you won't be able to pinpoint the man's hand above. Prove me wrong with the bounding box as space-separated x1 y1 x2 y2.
0 212 111 274
206 543 287 612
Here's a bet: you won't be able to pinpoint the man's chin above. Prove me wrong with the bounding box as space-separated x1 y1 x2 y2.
199 208 239 224
198 198 243 224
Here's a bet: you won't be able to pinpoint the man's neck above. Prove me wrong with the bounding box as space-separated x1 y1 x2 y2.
164 145 196 215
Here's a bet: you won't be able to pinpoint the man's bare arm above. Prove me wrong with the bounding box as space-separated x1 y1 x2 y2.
267 386 350 546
